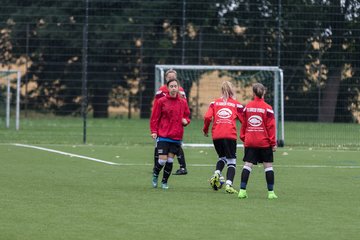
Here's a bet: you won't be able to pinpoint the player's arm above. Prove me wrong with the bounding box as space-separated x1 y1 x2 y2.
236 103 245 124
150 100 161 139
182 99 191 126
265 108 277 149
239 107 247 142
203 102 214 137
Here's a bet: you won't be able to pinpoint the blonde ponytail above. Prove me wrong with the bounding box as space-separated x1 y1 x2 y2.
221 81 235 100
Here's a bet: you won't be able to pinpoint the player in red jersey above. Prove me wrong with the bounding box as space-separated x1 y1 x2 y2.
150 78 191 189
152 69 188 175
203 81 244 194
237 83 278 199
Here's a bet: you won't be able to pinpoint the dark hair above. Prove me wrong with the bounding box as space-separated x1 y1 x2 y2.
253 83 266 98
166 78 179 87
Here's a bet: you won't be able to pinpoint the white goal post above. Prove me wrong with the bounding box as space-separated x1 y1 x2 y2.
155 65 285 147
0 70 21 130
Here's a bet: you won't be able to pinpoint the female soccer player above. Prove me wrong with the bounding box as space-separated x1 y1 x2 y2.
203 81 244 194
152 69 188 175
238 82 278 199
150 78 190 189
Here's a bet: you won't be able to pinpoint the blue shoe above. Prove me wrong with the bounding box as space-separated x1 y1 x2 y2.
161 182 169 189
152 174 158 188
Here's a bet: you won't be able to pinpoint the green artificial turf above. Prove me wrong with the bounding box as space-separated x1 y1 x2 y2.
0 142 359 240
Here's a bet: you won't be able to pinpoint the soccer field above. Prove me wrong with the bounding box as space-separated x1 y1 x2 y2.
0 141 359 240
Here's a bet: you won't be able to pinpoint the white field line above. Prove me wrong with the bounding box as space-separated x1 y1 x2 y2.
183 143 244 148
12 144 360 169
271 165 360 169
188 164 360 169
14 143 119 166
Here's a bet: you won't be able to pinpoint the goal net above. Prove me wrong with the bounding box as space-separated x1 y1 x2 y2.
0 70 21 130
155 65 284 147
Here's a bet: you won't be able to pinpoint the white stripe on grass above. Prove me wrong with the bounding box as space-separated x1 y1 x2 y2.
12 144 360 169
271 165 360 169
13 143 119 166
190 164 360 169
183 143 244 148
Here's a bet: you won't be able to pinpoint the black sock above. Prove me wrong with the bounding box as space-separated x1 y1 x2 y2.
177 147 186 169
216 158 226 172
162 162 173 183
153 147 159 172
265 170 275 191
226 164 236 184
153 161 164 176
240 168 251 189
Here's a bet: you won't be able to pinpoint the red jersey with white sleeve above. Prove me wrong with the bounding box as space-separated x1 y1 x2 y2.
240 96 276 148
203 97 244 140
150 94 190 141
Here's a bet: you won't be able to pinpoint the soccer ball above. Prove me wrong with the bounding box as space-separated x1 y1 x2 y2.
211 175 226 191
215 176 225 190
219 176 225 189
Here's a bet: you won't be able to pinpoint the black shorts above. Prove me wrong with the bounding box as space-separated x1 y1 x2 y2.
213 139 237 159
155 143 182 156
243 147 273 165
157 141 181 156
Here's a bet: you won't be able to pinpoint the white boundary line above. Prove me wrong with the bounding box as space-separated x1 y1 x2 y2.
183 143 244 148
11 144 360 169
187 164 360 169
13 143 119 166
267 165 360 169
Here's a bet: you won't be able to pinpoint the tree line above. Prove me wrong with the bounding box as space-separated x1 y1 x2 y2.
0 0 359 122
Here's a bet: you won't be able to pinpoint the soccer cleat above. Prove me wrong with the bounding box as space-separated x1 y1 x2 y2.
152 174 158 188
173 168 188 175
225 184 238 194
238 189 248 199
268 191 278 199
161 182 169 189
209 172 220 190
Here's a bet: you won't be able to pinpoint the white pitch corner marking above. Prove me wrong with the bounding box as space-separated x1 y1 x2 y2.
13 143 119 166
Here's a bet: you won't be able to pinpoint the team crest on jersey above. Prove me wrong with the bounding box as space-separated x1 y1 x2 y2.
248 115 262 127
216 108 232 119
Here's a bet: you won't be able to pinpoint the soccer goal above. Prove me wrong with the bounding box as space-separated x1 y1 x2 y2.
0 70 21 130
155 65 285 147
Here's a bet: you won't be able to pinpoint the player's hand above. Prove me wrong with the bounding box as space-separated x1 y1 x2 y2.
151 133 157 139
272 145 277 152
182 118 188 126
203 130 208 137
